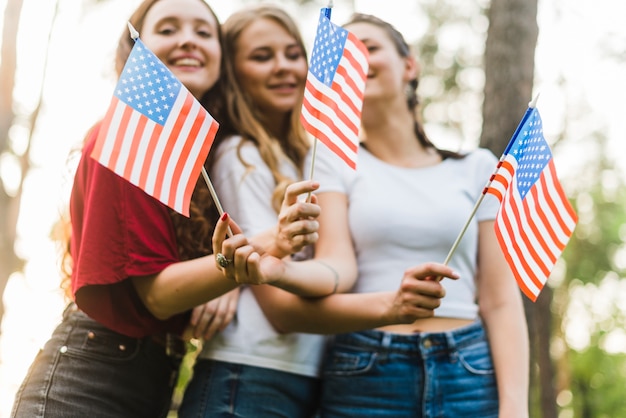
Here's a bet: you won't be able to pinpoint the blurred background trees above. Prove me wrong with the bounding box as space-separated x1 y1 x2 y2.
1 0 625 416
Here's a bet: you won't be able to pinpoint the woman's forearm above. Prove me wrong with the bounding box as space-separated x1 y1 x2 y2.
132 256 239 320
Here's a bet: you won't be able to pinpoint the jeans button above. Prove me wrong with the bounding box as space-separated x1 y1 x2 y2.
423 338 432 349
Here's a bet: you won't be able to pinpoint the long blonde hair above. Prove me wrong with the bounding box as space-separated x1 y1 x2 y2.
213 4 311 212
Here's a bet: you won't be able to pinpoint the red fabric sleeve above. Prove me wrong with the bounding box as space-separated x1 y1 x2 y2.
70 123 188 337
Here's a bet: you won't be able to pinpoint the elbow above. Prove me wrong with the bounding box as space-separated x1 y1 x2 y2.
142 296 174 321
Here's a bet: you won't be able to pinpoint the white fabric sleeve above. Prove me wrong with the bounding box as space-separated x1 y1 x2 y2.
209 136 279 236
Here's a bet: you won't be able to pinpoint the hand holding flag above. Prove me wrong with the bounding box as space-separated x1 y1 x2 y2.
91 30 219 217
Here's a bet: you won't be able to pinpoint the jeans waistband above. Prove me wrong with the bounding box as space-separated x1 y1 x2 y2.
331 319 486 355
61 302 186 359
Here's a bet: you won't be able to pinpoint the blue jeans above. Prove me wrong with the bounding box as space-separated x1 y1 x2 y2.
319 320 498 418
11 304 184 418
178 359 320 417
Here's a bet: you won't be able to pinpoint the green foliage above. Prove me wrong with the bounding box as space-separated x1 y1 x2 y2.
557 132 626 417
568 345 626 417
415 0 487 145
564 144 626 285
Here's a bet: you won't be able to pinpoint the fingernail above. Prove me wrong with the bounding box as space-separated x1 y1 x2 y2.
221 212 229 221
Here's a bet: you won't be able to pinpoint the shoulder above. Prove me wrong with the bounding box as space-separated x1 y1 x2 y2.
215 135 261 162
465 148 498 164
451 148 498 173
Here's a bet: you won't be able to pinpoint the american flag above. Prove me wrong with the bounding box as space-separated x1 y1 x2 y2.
91 39 219 216
301 8 368 169
486 107 577 301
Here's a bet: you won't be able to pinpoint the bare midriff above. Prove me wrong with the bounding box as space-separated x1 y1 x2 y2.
378 317 475 335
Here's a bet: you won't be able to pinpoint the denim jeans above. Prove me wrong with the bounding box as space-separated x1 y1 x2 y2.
319 320 498 418
178 359 320 418
11 304 184 418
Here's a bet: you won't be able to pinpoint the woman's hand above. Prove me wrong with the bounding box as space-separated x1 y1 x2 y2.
385 263 459 324
186 287 240 340
274 180 321 257
212 213 285 285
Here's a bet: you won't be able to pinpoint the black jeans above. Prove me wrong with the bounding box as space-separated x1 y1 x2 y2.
11 305 184 418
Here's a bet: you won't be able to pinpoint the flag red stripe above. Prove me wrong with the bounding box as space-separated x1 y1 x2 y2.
334 65 364 116
108 105 134 171
302 89 358 153
153 94 195 199
544 161 578 237
521 187 559 264
531 176 566 253
180 120 219 215
305 77 361 139
92 98 120 163
344 35 369 80
493 223 539 301
123 116 148 180
137 125 163 191
499 189 550 288
168 107 206 207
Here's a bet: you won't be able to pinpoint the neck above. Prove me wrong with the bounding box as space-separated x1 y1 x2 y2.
360 101 439 168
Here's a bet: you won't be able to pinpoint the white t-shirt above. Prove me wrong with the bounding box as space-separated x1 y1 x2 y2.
311 144 501 320
197 135 326 377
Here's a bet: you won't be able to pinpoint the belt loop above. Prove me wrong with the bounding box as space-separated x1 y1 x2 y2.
445 330 457 351
381 332 392 349
62 302 77 320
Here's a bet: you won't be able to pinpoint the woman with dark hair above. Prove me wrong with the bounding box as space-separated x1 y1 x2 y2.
10 1 320 417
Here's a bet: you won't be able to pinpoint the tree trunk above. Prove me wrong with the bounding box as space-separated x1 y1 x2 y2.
481 0 538 156
0 0 25 332
480 0 557 416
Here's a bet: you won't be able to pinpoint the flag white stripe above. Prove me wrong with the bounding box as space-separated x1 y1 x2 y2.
510 182 561 264
113 111 141 175
344 40 369 82
500 186 550 281
99 101 127 166
333 69 364 115
159 97 202 207
172 116 214 212
144 91 186 195
305 75 361 131
301 97 357 163
129 121 157 185
495 219 543 296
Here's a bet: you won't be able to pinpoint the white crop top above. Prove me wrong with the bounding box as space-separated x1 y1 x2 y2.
311 143 500 319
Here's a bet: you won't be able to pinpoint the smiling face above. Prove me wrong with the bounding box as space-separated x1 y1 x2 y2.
140 0 221 99
232 17 307 121
345 21 417 107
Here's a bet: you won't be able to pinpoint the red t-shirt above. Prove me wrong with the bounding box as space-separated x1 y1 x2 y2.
70 123 189 337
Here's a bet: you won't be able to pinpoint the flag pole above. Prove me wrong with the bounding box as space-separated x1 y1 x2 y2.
439 94 540 271
305 1 334 202
201 167 233 237
127 22 232 237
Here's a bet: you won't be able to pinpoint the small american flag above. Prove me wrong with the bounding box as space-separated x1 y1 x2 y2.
91 38 219 216
301 8 368 169
486 107 577 301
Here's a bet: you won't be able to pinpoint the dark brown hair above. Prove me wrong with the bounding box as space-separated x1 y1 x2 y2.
344 13 463 160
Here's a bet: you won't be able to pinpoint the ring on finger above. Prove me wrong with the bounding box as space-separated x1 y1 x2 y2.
216 253 232 268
